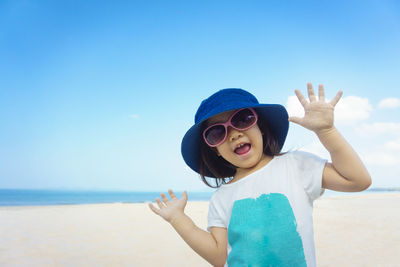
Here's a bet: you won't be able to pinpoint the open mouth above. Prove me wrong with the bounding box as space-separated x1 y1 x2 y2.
234 143 251 155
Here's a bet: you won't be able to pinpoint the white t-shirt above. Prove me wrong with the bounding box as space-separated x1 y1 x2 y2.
207 151 326 267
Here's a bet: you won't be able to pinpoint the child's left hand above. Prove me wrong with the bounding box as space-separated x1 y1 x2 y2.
289 83 343 134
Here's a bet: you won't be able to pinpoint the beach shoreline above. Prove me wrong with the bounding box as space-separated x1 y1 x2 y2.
1 193 399 266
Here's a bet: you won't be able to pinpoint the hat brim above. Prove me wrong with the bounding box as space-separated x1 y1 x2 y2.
181 104 289 178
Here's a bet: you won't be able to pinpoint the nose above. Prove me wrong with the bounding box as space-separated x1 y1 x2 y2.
228 127 243 142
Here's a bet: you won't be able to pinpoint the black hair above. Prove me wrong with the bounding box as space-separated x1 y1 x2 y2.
198 114 284 188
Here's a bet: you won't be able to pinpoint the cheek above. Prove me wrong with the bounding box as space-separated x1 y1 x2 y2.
216 144 228 156
249 127 263 141
216 141 236 159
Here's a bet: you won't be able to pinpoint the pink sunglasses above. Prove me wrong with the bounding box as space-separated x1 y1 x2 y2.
203 108 258 147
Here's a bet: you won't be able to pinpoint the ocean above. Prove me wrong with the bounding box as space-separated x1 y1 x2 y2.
0 189 214 206
0 188 398 206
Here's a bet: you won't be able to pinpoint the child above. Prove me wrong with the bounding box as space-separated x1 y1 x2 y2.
149 83 371 267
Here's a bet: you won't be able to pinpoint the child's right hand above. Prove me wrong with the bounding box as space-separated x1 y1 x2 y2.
148 189 188 223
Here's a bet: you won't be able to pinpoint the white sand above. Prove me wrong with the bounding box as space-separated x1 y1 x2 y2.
313 193 400 267
0 193 399 266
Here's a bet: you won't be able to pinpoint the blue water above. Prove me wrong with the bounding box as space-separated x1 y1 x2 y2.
0 189 213 206
0 188 398 206
322 188 400 198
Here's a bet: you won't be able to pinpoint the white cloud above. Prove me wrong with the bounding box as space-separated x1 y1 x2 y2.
299 139 400 167
384 138 400 151
289 123 400 169
363 151 400 166
285 95 372 124
357 135 400 167
296 137 400 166
378 97 400 109
129 114 140 119
334 96 372 123
355 122 400 138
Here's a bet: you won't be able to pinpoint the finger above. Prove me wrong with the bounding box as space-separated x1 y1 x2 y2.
148 203 160 215
160 193 170 204
294 89 308 107
288 116 302 125
182 191 188 201
330 90 343 107
155 197 165 209
318 84 325 102
169 189 177 200
307 83 317 102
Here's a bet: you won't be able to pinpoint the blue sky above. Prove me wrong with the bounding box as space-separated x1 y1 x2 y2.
1 0 399 192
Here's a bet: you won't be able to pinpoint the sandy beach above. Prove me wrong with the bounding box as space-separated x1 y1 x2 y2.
1 193 399 267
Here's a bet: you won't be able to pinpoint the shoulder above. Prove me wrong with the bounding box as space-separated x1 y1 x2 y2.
209 187 227 204
209 182 238 208
274 151 327 174
281 150 325 163
287 150 319 158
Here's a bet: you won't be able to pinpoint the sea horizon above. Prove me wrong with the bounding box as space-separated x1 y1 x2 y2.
0 187 399 207
0 189 214 206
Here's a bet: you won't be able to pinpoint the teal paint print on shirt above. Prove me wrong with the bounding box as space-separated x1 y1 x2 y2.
227 193 307 267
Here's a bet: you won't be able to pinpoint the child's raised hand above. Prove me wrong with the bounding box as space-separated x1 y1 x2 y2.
289 83 343 134
148 189 188 223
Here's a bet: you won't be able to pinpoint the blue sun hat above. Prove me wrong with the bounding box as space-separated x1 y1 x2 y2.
181 88 289 177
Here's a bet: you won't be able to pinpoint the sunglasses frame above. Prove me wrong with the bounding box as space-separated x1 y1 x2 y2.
202 108 258 147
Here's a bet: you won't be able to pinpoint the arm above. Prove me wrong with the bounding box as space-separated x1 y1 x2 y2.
317 126 371 191
289 83 372 192
149 190 227 266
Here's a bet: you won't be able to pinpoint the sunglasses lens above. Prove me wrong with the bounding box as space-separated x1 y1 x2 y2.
205 125 225 146
231 109 256 129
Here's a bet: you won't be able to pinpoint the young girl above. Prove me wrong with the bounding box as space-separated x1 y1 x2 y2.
149 83 371 267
